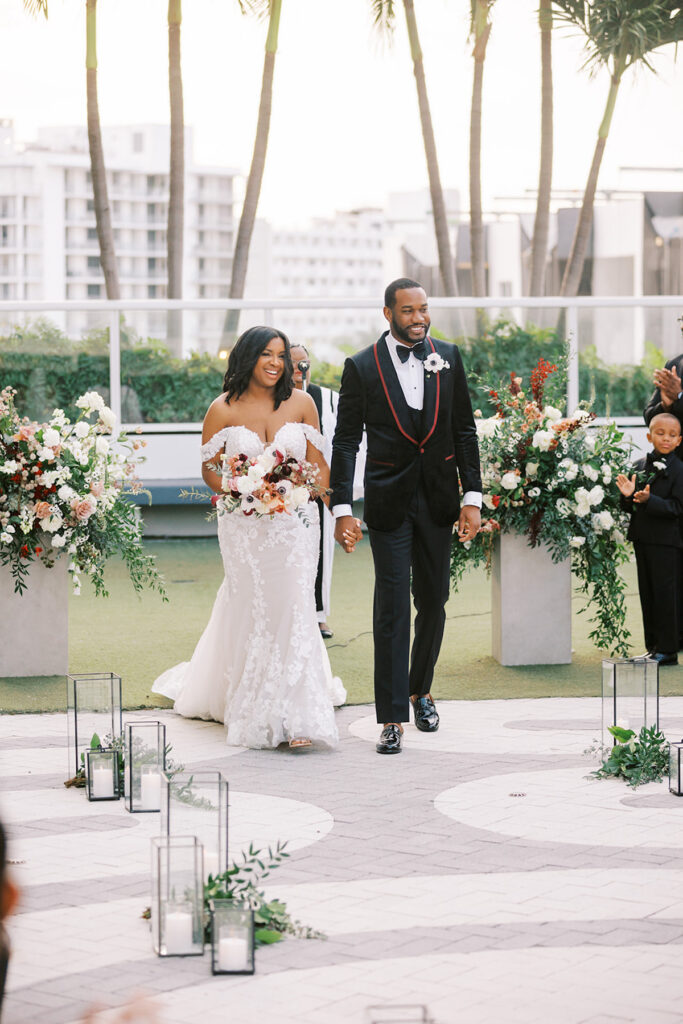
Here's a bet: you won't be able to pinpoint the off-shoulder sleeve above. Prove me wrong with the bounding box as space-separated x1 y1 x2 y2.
200 427 230 462
301 423 326 454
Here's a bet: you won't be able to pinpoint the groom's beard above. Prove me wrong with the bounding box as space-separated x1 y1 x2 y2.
389 319 430 347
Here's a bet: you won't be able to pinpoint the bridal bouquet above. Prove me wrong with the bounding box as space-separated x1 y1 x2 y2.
0 386 166 598
451 354 632 655
220 447 328 518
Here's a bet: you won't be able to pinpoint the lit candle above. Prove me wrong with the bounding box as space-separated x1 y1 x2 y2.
204 849 220 881
218 933 250 972
140 769 161 810
164 909 194 955
91 765 114 799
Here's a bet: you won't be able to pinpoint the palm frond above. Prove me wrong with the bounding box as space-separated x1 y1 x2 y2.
237 0 270 19
22 0 48 16
370 0 397 38
553 0 683 74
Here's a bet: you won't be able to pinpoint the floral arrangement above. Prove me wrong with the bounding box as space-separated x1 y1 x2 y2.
0 386 166 598
591 725 669 788
218 447 328 518
451 355 632 655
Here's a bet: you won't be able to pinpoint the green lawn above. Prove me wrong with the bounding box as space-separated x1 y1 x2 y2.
2 536 682 712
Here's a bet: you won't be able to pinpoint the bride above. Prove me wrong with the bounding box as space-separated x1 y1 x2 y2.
152 326 358 749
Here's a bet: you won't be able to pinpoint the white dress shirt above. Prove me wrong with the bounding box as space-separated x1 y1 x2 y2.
333 329 482 517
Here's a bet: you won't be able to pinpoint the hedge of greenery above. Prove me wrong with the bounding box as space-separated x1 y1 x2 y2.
0 316 663 423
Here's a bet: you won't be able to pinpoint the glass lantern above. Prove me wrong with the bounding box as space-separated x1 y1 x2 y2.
66 672 122 779
601 658 659 746
124 720 166 813
85 748 120 801
669 741 683 796
151 835 204 957
209 900 255 975
160 770 229 882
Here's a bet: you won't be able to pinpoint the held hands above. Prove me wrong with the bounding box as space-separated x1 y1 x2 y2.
654 366 681 407
617 474 650 503
334 515 363 553
457 504 481 543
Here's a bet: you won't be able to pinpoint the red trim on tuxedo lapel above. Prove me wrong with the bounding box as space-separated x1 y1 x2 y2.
373 339 418 446
419 337 440 446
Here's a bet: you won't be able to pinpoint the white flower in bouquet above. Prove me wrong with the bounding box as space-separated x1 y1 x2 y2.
556 497 572 517
99 406 117 430
483 494 497 510
526 462 539 478
95 436 110 455
591 510 614 533
571 408 592 423
612 528 625 545
474 409 482 418
0 460 20 473
528 487 541 498
570 536 586 548
51 533 66 548
583 464 599 482
584 433 596 450
587 484 604 507
476 416 500 439
42 427 61 447
500 471 520 490
559 457 578 481
601 464 612 484
259 449 279 474
543 405 562 423
532 429 554 451
0 532 12 545
289 485 311 508
574 488 592 517
74 421 90 439
76 391 105 413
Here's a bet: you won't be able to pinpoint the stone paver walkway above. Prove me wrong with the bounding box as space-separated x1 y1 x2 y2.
3 697 683 1023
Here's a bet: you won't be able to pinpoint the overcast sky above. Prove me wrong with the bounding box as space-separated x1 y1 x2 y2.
2 0 682 225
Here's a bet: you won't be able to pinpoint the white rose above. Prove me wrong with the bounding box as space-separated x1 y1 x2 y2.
584 434 596 451
543 405 562 423
51 533 66 548
574 487 591 517
592 510 614 533
583 464 599 482
58 484 76 501
99 406 117 429
42 428 60 447
476 416 500 439
500 471 520 491
259 451 277 474
43 512 63 533
526 462 538 478
588 485 604 507
0 532 11 544
95 436 110 455
601 464 612 484
76 391 105 412
74 421 90 439
532 430 554 452
612 528 625 545
570 536 586 548
0 460 19 473
5 524 15 534
289 486 310 508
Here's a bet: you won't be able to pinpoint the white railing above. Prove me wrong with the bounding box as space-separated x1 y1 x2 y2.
0 295 681 428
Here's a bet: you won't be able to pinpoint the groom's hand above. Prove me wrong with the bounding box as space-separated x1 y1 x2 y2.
334 515 362 553
457 504 481 543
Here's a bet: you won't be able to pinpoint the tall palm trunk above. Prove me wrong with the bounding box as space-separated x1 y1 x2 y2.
559 52 626 297
402 0 456 297
529 0 553 297
85 0 119 299
167 0 184 355
469 2 492 299
222 0 281 347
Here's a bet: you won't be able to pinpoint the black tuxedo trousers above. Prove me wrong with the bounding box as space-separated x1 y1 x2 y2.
369 480 453 723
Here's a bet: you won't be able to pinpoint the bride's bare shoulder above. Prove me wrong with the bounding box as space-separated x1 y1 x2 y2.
282 389 317 420
202 393 234 442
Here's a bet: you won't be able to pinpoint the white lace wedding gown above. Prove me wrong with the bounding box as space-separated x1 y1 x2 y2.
152 422 346 748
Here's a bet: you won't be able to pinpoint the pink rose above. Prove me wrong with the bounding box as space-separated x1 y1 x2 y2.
34 500 51 520
90 481 104 497
71 497 96 521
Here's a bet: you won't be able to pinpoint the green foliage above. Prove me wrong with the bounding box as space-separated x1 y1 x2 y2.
203 841 325 947
592 724 670 787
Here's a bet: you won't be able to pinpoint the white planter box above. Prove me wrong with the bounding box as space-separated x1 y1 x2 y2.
491 531 571 666
0 556 69 677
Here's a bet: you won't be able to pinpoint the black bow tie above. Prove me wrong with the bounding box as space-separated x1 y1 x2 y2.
396 340 426 363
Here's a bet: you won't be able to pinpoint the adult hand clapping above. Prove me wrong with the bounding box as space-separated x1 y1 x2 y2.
654 366 682 407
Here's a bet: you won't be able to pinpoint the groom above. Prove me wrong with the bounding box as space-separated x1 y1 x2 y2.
330 278 482 754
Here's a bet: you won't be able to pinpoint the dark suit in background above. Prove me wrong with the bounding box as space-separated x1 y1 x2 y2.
330 331 481 724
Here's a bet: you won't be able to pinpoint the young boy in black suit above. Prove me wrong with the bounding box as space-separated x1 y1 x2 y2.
617 412 683 665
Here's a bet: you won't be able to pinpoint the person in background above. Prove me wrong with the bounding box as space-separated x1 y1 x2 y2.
0 819 20 1013
290 344 340 640
617 412 683 666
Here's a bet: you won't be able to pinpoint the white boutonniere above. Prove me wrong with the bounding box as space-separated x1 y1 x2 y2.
653 460 666 472
423 352 449 375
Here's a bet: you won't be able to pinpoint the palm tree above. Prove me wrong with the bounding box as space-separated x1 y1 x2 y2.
167 0 184 354
86 0 119 299
222 0 282 346
529 0 554 297
22 0 48 13
371 0 458 298
469 0 495 298
556 0 683 298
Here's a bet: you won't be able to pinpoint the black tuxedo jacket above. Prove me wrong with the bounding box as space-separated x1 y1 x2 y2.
330 332 481 531
644 352 683 461
621 451 683 548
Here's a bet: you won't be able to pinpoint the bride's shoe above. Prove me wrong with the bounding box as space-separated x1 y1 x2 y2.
288 737 312 749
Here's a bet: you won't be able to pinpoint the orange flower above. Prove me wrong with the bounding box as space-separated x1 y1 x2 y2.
34 501 51 520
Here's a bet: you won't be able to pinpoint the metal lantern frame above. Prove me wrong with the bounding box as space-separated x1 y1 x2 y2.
124 720 166 813
66 672 122 779
209 899 255 975
151 835 204 958
160 770 229 881
601 657 659 745
85 747 121 802
669 741 683 797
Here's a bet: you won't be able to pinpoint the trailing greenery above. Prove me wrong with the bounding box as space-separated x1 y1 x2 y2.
0 316 664 423
592 724 670 788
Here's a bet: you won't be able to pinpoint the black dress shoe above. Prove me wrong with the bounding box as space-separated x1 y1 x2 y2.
319 626 334 639
376 724 402 754
411 694 439 732
652 651 679 666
